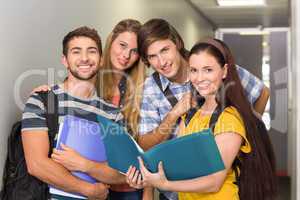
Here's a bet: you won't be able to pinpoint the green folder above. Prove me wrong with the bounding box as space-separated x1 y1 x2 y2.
97 115 225 181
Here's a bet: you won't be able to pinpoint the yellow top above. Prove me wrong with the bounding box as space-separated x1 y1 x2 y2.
178 106 251 200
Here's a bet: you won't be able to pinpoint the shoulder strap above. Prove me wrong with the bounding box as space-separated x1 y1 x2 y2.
38 91 58 150
184 86 205 126
209 104 241 186
118 75 127 107
208 104 241 187
209 104 223 132
184 108 197 126
184 104 223 131
153 72 178 107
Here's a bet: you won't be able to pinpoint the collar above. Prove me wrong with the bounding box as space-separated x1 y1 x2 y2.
157 73 190 91
57 83 98 101
158 74 171 91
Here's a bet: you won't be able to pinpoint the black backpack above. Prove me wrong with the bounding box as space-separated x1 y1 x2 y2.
0 91 58 200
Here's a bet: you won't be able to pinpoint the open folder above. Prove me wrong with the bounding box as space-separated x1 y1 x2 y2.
97 115 225 181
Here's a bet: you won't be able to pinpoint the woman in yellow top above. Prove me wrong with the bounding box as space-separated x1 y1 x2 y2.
127 38 277 200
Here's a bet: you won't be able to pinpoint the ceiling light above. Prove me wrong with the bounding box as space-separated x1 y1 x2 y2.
216 0 266 7
262 41 268 47
239 30 270 35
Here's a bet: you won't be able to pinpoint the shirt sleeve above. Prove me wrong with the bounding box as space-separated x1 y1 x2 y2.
138 82 161 135
21 93 48 132
236 65 264 104
214 106 251 153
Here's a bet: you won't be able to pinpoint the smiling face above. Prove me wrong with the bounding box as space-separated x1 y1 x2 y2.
146 39 182 82
189 51 227 97
110 31 139 71
63 36 101 81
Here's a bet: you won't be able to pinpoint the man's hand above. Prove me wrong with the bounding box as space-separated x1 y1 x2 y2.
84 183 110 200
170 92 194 118
51 144 88 172
30 84 51 95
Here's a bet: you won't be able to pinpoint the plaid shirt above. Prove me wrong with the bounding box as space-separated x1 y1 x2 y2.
139 73 190 136
236 65 264 104
139 65 264 135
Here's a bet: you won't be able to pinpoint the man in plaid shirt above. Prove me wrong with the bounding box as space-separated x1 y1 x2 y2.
136 19 269 200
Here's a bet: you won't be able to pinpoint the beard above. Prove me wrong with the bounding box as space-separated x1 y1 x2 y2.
68 67 98 81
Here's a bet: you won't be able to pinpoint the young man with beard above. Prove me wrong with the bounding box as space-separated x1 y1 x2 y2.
21 26 125 200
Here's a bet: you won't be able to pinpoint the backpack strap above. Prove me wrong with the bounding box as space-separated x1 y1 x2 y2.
184 108 197 126
208 104 222 132
38 91 58 151
207 104 241 187
184 103 223 130
153 72 178 107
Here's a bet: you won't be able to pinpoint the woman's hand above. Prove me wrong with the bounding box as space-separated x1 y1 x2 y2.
51 143 89 172
31 85 51 94
126 165 144 189
126 157 170 190
138 157 169 190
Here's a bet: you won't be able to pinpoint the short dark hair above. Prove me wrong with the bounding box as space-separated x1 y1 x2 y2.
138 18 188 65
62 26 102 56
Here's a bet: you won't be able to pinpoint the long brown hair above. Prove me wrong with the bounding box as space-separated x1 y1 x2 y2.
189 38 277 200
97 19 146 137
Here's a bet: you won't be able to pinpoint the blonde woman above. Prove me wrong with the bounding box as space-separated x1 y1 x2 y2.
97 19 145 138
96 19 147 200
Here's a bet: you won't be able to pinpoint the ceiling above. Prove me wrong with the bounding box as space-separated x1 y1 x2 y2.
187 0 290 29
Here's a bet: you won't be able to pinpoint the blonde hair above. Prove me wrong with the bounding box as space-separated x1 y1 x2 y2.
97 19 146 137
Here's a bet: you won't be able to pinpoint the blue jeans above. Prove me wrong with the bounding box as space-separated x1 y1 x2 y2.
108 190 143 200
159 193 169 200
159 191 178 200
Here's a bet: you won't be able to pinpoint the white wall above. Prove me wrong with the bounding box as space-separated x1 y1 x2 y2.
291 0 300 199
0 0 214 187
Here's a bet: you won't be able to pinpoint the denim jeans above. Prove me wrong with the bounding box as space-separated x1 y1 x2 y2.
108 190 143 200
159 193 169 200
159 191 178 200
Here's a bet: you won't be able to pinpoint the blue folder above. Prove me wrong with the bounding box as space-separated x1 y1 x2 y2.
97 115 225 181
56 115 107 183
50 115 107 199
